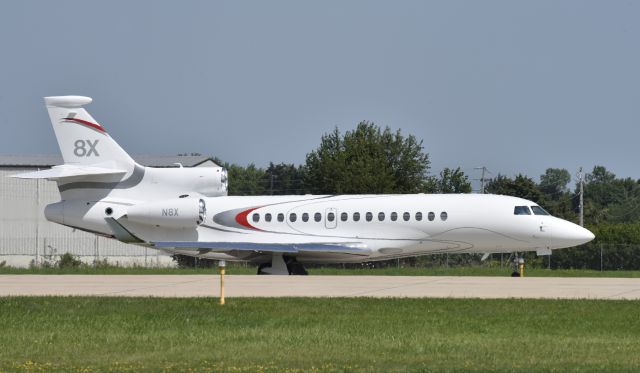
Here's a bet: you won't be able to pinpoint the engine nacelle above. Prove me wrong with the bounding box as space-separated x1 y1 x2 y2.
126 198 206 229
147 166 228 197
189 167 228 197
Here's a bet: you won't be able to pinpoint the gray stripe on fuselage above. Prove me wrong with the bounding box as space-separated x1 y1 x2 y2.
58 164 145 192
213 207 255 231
211 196 335 232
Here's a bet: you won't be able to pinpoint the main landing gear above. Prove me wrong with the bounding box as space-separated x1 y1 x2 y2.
257 254 309 275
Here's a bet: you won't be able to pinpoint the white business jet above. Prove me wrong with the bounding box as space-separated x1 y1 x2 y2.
12 96 594 274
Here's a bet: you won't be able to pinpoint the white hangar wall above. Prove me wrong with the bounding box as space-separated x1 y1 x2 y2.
0 155 218 268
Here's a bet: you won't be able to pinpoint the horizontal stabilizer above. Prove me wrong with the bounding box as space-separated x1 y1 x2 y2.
153 241 370 256
11 164 127 181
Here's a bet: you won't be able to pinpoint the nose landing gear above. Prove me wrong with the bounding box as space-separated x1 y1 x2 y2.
510 254 525 277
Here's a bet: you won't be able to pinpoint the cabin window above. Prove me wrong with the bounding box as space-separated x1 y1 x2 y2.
353 212 361 222
289 213 297 222
378 212 385 221
403 212 410 221
531 206 550 216
277 213 284 222
302 213 309 222
440 211 448 221
514 206 531 215
252 213 260 223
314 212 322 222
390 212 398 221
366 212 373 222
415 212 423 221
341 212 348 222
328 212 335 222
428 212 435 221
265 213 272 222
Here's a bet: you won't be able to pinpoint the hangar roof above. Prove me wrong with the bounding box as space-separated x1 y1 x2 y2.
0 155 219 168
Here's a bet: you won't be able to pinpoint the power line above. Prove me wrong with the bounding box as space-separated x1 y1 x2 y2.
474 166 491 194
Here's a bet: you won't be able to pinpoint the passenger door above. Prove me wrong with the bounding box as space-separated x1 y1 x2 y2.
325 208 337 229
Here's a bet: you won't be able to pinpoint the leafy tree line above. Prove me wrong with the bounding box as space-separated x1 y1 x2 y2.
203 121 640 270
485 167 640 225
221 121 638 227
221 121 471 196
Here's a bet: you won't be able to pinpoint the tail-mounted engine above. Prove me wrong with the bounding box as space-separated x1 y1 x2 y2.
126 198 207 229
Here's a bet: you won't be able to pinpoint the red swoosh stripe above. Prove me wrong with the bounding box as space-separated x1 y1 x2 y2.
63 117 106 133
235 207 262 231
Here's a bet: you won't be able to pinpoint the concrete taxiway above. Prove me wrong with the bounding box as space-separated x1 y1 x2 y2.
1 275 640 299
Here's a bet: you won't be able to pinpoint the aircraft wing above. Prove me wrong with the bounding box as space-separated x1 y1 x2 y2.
153 241 370 256
11 164 127 180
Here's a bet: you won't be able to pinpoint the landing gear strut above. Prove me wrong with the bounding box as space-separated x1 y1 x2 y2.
511 255 525 277
257 254 308 275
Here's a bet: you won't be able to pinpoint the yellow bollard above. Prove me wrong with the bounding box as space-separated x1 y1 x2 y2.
518 258 525 277
219 260 226 305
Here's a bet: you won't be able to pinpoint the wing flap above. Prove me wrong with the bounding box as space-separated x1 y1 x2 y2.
153 241 370 256
10 164 127 180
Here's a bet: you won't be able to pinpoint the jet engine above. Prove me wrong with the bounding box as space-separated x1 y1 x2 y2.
159 166 228 197
125 198 207 229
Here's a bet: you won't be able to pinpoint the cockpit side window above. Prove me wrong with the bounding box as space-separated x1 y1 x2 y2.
531 206 550 215
514 206 531 215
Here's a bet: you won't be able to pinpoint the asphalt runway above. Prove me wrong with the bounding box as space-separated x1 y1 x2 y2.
1 275 640 299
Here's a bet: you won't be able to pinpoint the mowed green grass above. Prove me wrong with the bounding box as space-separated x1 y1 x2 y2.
1 297 639 372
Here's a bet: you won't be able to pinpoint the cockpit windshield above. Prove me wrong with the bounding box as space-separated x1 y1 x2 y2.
531 206 550 215
514 206 531 215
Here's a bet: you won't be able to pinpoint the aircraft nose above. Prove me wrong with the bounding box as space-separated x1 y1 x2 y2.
552 219 595 248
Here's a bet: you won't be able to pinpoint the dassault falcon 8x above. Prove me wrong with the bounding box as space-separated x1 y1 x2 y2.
12 96 595 274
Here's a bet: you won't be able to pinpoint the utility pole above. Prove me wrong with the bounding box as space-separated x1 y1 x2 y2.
270 174 275 195
577 167 584 227
474 166 491 194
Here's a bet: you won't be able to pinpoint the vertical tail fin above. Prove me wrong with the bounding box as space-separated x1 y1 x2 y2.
44 96 135 170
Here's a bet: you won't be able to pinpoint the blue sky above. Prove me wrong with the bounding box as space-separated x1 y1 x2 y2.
0 1 638 190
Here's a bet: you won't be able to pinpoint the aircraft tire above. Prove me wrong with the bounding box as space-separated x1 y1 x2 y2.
287 262 308 276
257 263 271 275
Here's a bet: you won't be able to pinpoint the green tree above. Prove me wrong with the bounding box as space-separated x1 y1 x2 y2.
551 223 640 270
540 168 571 200
580 166 640 224
265 162 306 195
435 167 472 193
303 122 432 194
225 163 267 196
486 174 545 205
539 168 575 220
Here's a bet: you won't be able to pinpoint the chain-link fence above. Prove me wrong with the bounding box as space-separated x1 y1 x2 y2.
0 236 174 268
545 243 640 271
2 235 636 271
315 243 640 271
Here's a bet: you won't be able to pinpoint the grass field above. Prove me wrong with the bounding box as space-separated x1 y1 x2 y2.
2 265 640 277
1 297 639 372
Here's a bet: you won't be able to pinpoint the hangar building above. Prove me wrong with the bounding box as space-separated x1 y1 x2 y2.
0 155 218 268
